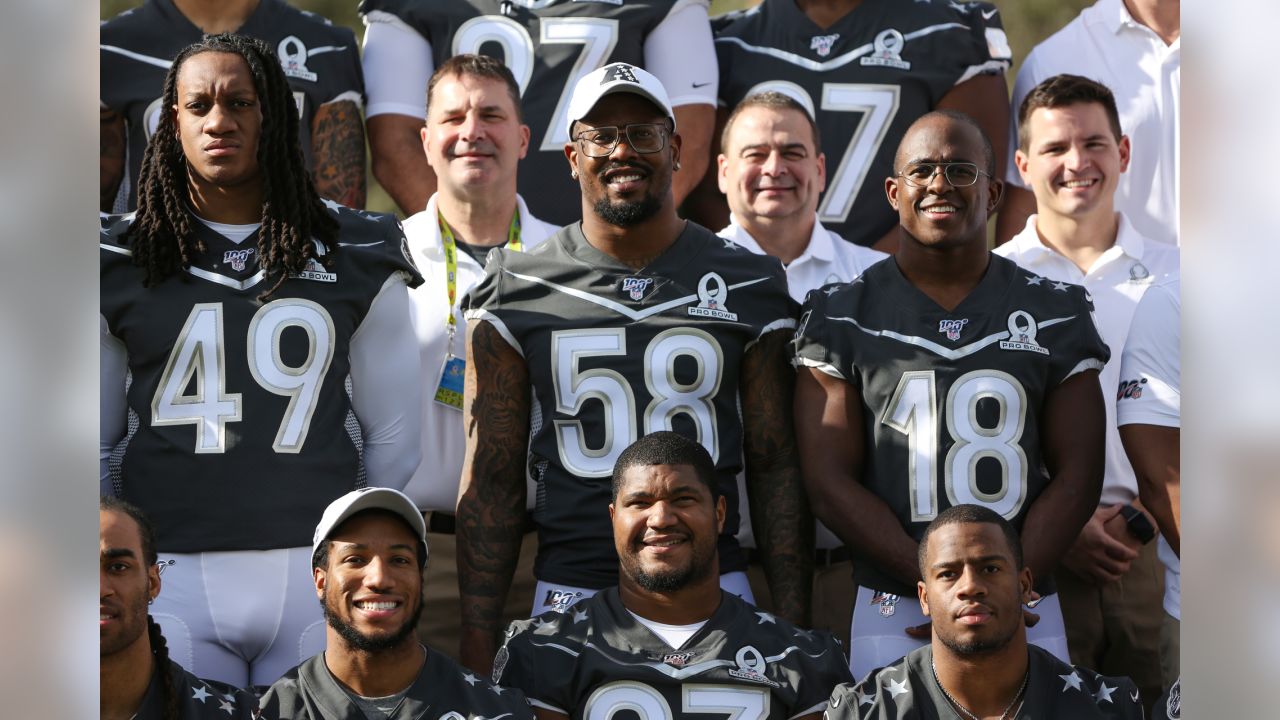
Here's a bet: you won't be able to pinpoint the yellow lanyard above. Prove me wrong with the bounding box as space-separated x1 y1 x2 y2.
439 211 523 335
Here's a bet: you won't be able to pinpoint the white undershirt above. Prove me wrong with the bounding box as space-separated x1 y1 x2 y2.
627 610 707 649
194 216 259 244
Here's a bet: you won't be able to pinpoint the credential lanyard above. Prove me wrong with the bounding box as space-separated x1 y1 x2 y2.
439 211 523 340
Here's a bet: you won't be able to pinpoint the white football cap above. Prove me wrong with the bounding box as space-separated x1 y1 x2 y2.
312 487 428 568
564 62 676 140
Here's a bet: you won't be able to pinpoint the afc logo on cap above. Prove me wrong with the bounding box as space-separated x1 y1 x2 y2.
603 63 640 85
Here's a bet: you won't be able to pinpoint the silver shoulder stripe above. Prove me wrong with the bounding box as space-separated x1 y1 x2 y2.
829 314 1075 361
715 22 969 73
503 269 769 322
101 44 172 69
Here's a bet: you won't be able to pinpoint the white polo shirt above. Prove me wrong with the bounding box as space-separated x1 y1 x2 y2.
1116 276 1180 620
402 194 558 512
719 215 887 549
995 213 1179 506
1007 0 1180 246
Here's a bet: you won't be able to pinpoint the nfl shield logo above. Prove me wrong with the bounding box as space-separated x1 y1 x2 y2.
938 318 968 341
223 248 254 272
621 277 653 301
810 33 840 57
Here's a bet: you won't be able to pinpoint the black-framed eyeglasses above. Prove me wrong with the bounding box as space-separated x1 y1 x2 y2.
897 161 988 187
574 123 668 157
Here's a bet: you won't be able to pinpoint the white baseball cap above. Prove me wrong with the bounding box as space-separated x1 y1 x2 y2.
312 487 428 567
564 62 676 140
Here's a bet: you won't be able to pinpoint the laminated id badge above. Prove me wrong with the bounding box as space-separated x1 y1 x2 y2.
434 354 466 410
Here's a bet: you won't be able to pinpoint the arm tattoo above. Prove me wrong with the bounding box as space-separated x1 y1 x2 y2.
311 100 367 208
101 109 126 213
457 321 530 648
741 329 813 625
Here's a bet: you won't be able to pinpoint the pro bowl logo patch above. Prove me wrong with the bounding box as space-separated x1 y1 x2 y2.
938 318 968 341
688 272 738 321
278 36 318 82
998 310 1049 355
292 257 337 283
727 646 780 687
223 248 254 272
861 28 911 70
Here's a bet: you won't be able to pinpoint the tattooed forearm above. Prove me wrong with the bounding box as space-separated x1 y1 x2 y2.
457 320 530 673
741 329 813 626
101 109 126 213
311 100 367 208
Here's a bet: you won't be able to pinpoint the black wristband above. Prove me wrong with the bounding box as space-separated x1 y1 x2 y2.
1119 505 1157 544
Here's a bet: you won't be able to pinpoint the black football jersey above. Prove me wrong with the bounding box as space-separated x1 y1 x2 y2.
100 0 364 212
135 660 257 720
463 222 797 588
714 0 1010 247
100 203 422 553
358 0 690 225
259 649 534 720
792 255 1109 595
496 588 852 717
826 645 1144 720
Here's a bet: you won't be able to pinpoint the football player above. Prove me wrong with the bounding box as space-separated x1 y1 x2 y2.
825 505 1144 719
101 0 366 212
258 488 535 720
100 34 423 690
101 496 257 720
496 432 850 718
697 0 1012 251
715 91 885 643
457 63 811 673
793 111 1109 679
358 0 717 223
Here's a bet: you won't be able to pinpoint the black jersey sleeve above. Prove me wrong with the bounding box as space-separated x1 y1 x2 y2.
955 1 1012 76
791 283 855 384
317 22 365 105
494 613 578 713
790 631 856 714
357 0 436 42
1045 284 1110 387
329 202 424 290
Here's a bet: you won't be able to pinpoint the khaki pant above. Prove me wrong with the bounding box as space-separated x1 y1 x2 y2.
1161 611 1179 690
1055 539 1166 709
416 520 538 663
745 555 856 646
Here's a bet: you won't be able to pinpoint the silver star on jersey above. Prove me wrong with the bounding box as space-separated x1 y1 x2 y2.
463 672 480 686
755 611 776 624
573 609 589 624
1025 275 1044 286
1094 682 1117 704
490 685 506 696
886 677 910 698
192 686 212 703
219 698 235 714
858 687 876 706
1052 281 1070 292
1060 671 1084 692
723 238 739 251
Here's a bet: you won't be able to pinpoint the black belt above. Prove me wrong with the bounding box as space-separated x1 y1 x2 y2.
745 546 851 568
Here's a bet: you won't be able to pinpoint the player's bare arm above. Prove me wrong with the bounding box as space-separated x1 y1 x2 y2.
311 99 367 209
1019 368 1106 582
1120 423 1181 555
681 105 731 230
369 113 436 215
671 104 714 206
741 329 813 626
936 73 1012 244
101 107 126 212
457 319 530 674
795 366 921 587
993 186 1037 246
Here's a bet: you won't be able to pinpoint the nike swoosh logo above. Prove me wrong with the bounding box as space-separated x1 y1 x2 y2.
982 8 998 20
692 81 712 88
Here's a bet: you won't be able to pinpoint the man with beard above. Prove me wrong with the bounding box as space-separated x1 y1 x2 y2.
257 488 534 719
825 505 1144 719
101 496 256 720
496 432 850 718
457 63 812 674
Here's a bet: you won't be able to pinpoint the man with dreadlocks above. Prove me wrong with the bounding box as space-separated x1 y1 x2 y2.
100 33 424 690
101 496 258 720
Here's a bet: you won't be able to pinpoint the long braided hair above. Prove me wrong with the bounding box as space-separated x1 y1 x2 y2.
101 496 182 720
126 32 338 300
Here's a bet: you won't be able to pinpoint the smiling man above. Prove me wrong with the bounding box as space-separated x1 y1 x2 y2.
794 111 1110 680
456 63 811 674
994 74 1179 706
257 487 533 719
496 432 850 719
825 505 1144 719
400 53 557 660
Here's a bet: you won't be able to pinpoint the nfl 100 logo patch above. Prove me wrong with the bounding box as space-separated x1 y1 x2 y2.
938 318 968 341
620 276 653 301
223 248 254 272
